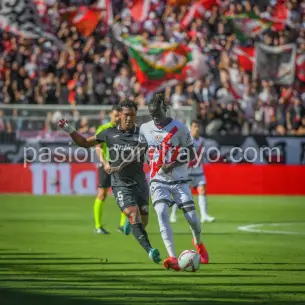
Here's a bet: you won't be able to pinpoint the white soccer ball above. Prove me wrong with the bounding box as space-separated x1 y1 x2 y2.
178 250 201 272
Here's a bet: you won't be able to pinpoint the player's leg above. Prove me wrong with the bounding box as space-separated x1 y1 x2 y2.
197 182 215 223
151 182 179 271
170 177 195 223
170 204 178 223
137 187 149 228
137 184 161 262
172 183 209 264
112 186 161 264
94 187 109 234
94 165 111 234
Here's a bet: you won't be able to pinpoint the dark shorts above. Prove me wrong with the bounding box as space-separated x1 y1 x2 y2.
98 165 111 189
112 183 149 215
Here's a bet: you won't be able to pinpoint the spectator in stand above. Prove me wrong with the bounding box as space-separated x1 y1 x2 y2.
296 116 305 135
0 110 12 132
287 96 305 134
0 0 305 137
76 116 95 134
171 84 187 109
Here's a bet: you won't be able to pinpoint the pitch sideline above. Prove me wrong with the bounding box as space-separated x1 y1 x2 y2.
238 223 305 236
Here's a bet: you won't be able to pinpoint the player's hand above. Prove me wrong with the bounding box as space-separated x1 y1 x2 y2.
160 163 174 174
58 118 75 134
103 162 111 173
106 166 121 174
58 118 68 129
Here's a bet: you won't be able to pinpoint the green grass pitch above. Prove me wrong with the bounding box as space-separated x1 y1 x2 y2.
0 195 305 305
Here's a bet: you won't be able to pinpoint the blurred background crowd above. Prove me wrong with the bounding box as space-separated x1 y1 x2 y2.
1 0 305 136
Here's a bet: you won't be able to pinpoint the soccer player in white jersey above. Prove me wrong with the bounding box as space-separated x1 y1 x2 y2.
170 120 215 224
143 94 209 270
108 94 209 271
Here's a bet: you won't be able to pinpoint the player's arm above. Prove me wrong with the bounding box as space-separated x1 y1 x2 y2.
106 125 147 174
161 144 196 173
106 142 147 174
95 143 112 172
58 118 99 148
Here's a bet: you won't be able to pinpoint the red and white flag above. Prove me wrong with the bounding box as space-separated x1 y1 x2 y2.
233 46 255 72
60 0 113 37
97 0 113 25
130 0 151 22
61 6 102 37
271 0 289 32
181 0 219 28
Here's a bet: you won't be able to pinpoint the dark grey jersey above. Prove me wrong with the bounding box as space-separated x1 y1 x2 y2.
95 126 147 187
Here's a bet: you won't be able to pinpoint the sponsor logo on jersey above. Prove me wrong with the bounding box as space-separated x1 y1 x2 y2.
155 135 163 143
113 144 134 151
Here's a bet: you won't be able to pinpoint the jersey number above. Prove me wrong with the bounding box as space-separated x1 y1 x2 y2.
117 191 124 207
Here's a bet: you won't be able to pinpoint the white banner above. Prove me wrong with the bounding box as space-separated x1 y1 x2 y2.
254 43 296 85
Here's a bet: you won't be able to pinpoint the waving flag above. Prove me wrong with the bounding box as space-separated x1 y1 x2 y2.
60 6 102 37
130 0 151 22
181 0 219 28
123 35 208 91
97 0 113 25
233 46 255 72
271 0 289 32
0 0 65 50
124 36 191 90
226 13 271 42
112 23 209 91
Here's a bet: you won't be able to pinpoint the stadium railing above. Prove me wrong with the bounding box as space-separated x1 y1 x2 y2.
0 104 195 139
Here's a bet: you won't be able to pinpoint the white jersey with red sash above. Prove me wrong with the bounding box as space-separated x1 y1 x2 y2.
139 118 194 207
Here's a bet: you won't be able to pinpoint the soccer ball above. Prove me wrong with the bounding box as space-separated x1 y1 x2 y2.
178 250 201 272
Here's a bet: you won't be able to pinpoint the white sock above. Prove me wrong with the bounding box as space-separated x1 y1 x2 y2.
154 202 176 257
198 194 208 218
183 208 202 245
171 204 178 217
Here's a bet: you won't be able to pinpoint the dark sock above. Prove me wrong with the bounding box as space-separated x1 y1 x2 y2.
131 223 152 253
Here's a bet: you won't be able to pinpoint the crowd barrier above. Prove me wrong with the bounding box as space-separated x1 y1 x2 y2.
0 163 304 195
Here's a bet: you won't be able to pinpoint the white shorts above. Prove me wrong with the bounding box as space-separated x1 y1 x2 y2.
189 173 206 187
150 181 194 209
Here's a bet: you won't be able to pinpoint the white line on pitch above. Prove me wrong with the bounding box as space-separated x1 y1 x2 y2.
237 223 305 236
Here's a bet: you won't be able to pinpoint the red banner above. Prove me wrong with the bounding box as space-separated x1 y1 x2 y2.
0 164 304 195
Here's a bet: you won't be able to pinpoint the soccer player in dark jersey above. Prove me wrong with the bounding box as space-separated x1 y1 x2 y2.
58 100 161 264
94 105 127 234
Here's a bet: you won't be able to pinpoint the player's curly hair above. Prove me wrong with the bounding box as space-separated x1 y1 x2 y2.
119 99 138 111
148 93 170 111
111 104 121 112
191 119 200 126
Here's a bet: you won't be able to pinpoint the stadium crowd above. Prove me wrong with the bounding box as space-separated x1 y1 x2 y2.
1 0 305 136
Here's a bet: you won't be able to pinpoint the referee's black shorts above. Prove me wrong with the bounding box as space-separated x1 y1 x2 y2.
97 164 111 189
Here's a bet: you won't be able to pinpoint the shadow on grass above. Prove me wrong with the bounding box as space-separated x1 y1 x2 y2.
1 287 304 305
0 251 304 305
